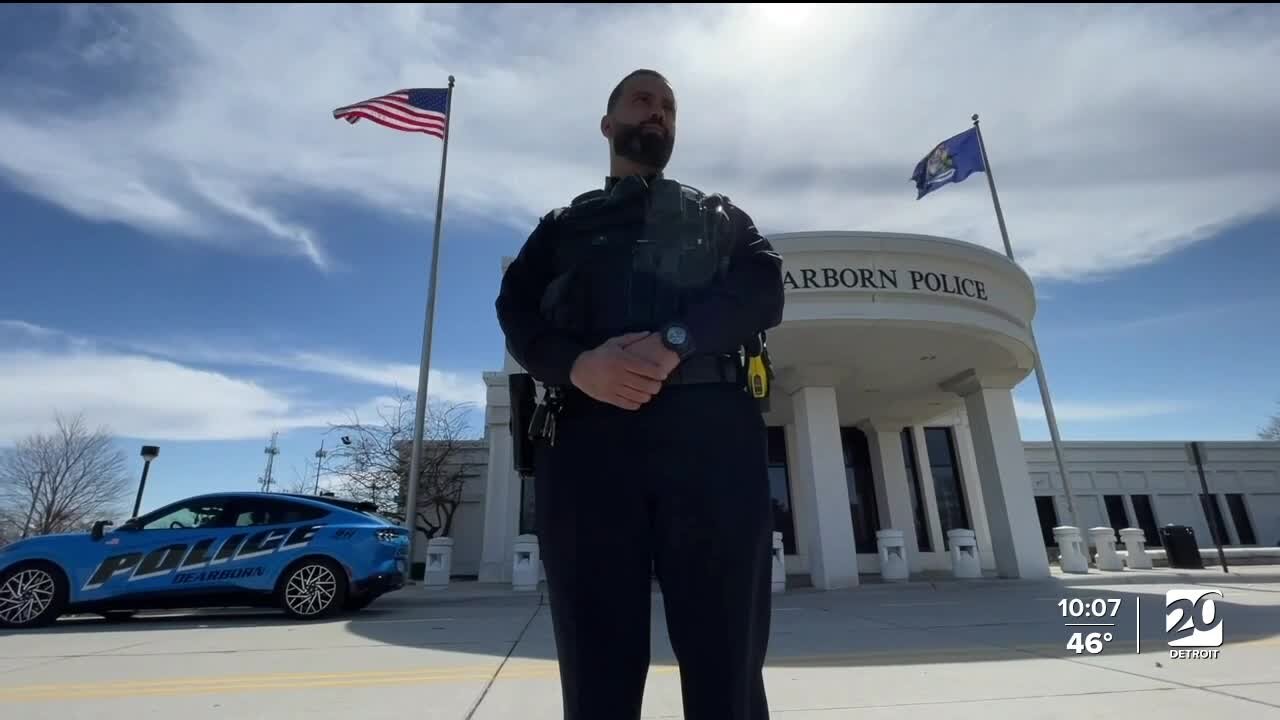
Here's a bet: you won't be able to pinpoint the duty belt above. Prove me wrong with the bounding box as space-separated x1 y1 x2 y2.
530 354 743 447
664 353 741 386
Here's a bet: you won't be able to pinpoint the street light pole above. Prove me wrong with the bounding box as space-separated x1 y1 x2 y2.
132 445 160 518
21 470 46 539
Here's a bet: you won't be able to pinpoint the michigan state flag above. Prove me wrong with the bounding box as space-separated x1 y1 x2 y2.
911 127 986 199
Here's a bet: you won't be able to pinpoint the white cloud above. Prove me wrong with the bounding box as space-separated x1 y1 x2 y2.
0 348 333 443
0 5 1276 279
0 320 61 339
1053 298 1274 339
123 341 486 408
1014 398 1183 423
0 321 487 443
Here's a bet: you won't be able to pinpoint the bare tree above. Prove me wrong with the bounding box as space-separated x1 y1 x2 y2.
1261 401 1280 441
280 463 321 496
0 414 133 539
326 394 477 542
411 401 478 541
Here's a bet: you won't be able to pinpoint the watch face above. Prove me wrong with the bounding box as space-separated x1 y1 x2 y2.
665 326 687 346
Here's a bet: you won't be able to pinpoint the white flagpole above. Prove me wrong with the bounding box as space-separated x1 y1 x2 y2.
404 76 455 573
970 113 1080 530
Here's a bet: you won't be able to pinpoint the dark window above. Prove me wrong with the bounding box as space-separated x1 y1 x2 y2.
138 496 232 530
1131 495 1160 547
230 498 329 527
1226 494 1256 545
767 427 798 554
900 428 932 552
841 427 880 554
1200 494 1228 545
1103 495 1129 532
924 427 970 550
520 473 536 536
1035 495 1059 547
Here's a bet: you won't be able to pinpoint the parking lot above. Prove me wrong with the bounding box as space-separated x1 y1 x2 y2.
3 569 1280 719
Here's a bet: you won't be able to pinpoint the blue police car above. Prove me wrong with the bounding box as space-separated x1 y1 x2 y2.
0 492 409 628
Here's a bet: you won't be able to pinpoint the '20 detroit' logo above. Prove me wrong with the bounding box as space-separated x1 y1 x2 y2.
83 525 323 590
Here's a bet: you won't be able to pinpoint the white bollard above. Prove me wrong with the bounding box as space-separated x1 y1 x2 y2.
1089 527 1123 571
512 534 541 591
771 531 786 593
1119 528 1153 569
1053 526 1089 574
424 536 454 589
947 528 981 578
876 529 909 582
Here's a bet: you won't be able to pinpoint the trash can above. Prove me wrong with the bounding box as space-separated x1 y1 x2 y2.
1160 524 1203 569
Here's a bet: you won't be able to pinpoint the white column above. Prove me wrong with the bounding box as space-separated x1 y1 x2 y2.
789 386 859 589
941 369 1050 579
857 419 921 570
953 419 998 571
783 423 811 572
478 371 519 583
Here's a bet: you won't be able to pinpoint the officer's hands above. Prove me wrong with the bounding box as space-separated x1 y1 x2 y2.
570 332 667 411
619 332 680 379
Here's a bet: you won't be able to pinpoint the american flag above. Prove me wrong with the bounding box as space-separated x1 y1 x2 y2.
333 88 450 139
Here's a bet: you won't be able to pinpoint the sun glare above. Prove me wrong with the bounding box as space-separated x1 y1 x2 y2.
754 3 818 29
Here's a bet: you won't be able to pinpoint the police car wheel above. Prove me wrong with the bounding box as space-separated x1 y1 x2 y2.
0 561 68 629
278 558 347 620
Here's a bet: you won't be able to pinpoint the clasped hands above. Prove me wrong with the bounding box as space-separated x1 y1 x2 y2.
569 331 680 410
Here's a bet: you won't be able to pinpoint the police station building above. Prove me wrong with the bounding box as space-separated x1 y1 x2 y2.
436 230 1280 588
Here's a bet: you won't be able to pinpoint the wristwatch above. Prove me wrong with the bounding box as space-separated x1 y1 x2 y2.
660 322 695 360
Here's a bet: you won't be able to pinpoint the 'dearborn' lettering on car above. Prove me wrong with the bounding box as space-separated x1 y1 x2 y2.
82 524 324 591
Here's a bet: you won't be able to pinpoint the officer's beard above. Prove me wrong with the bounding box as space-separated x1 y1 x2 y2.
612 121 674 172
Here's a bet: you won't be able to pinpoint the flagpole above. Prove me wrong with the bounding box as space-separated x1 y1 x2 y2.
404 75 455 573
970 113 1080 530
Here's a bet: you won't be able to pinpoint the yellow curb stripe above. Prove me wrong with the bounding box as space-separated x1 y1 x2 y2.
5 665 505 693
3 638 1275 703
0 667 683 702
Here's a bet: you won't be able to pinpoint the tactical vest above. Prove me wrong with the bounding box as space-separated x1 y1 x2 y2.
540 176 735 346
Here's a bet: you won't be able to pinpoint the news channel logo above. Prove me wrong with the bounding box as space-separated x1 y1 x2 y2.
1165 588 1222 659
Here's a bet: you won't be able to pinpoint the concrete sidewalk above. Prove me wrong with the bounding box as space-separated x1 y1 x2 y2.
380 562 1280 604
3 566 1278 719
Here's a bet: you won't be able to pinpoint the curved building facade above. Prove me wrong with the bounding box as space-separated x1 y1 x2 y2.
463 231 1280 587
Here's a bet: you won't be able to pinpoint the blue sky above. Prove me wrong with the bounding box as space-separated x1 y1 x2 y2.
1 5 1278 512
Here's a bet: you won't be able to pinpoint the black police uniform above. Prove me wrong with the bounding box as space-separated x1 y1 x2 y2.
495 173 784 720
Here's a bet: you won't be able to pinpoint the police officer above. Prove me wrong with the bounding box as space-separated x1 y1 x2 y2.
495 68 784 720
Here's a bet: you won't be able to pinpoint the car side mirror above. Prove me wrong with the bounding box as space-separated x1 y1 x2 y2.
91 520 113 540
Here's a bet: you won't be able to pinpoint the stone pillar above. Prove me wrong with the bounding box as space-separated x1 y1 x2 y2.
940 369 1050 579
424 537 453 589
1054 526 1089 573
789 386 859 589
1119 528 1153 569
478 370 519 583
783 422 811 567
858 418 921 570
953 419 998 572
771 531 786 593
1090 527 1123 571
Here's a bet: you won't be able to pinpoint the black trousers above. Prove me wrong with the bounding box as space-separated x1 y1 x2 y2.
534 382 773 720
